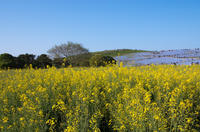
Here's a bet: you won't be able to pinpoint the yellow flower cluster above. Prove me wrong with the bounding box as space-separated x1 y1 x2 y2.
0 64 200 131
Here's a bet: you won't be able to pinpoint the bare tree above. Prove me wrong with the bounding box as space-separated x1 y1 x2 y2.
48 42 89 58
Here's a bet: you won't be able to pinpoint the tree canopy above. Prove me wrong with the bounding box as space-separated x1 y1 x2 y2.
47 42 89 58
16 53 36 68
0 53 15 69
36 54 52 68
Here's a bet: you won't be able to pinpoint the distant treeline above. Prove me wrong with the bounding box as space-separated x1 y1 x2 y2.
0 42 146 69
0 53 53 69
0 52 118 69
0 53 94 69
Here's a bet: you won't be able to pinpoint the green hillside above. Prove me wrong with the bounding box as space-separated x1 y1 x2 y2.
92 49 149 57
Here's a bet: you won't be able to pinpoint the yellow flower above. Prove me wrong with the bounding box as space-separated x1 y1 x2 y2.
83 97 87 101
20 117 24 121
64 126 75 132
46 118 56 126
17 107 23 112
153 115 159 120
90 99 95 103
186 117 193 124
120 125 125 130
39 110 43 117
2 117 8 123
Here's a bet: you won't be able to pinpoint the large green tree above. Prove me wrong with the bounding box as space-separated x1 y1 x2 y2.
16 53 36 68
36 54 52 68
0 53 15 69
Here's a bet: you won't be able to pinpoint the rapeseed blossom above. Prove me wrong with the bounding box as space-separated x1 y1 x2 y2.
0 65 200 131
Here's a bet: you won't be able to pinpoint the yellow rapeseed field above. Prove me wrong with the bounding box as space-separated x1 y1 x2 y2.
0 64 200 131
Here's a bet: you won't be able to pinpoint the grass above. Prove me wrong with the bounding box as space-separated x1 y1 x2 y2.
92 49 149 57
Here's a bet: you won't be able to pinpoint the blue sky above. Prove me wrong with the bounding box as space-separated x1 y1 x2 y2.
0 0 200 56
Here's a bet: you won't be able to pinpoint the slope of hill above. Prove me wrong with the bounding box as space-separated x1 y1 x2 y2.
92 49 149 57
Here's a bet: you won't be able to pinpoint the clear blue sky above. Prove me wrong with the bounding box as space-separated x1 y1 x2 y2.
0 0 200 56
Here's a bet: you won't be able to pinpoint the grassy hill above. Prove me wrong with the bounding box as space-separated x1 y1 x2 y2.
92 49 149 57
66 49 148 67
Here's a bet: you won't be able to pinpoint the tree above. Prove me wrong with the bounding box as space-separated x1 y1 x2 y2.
16 53 36 68
47 42 89 58
36 54 52 68
0 53 15 69
90 55 116 67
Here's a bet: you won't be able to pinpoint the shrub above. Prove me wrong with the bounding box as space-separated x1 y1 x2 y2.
90 55 116 67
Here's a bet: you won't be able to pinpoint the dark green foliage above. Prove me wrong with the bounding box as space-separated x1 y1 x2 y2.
0 53 15 69
52 58 70 68
52 53 92 67
99 111 114 132
90 55 116 67
36 54 52 68
16 53 36 68
67 53 92 67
